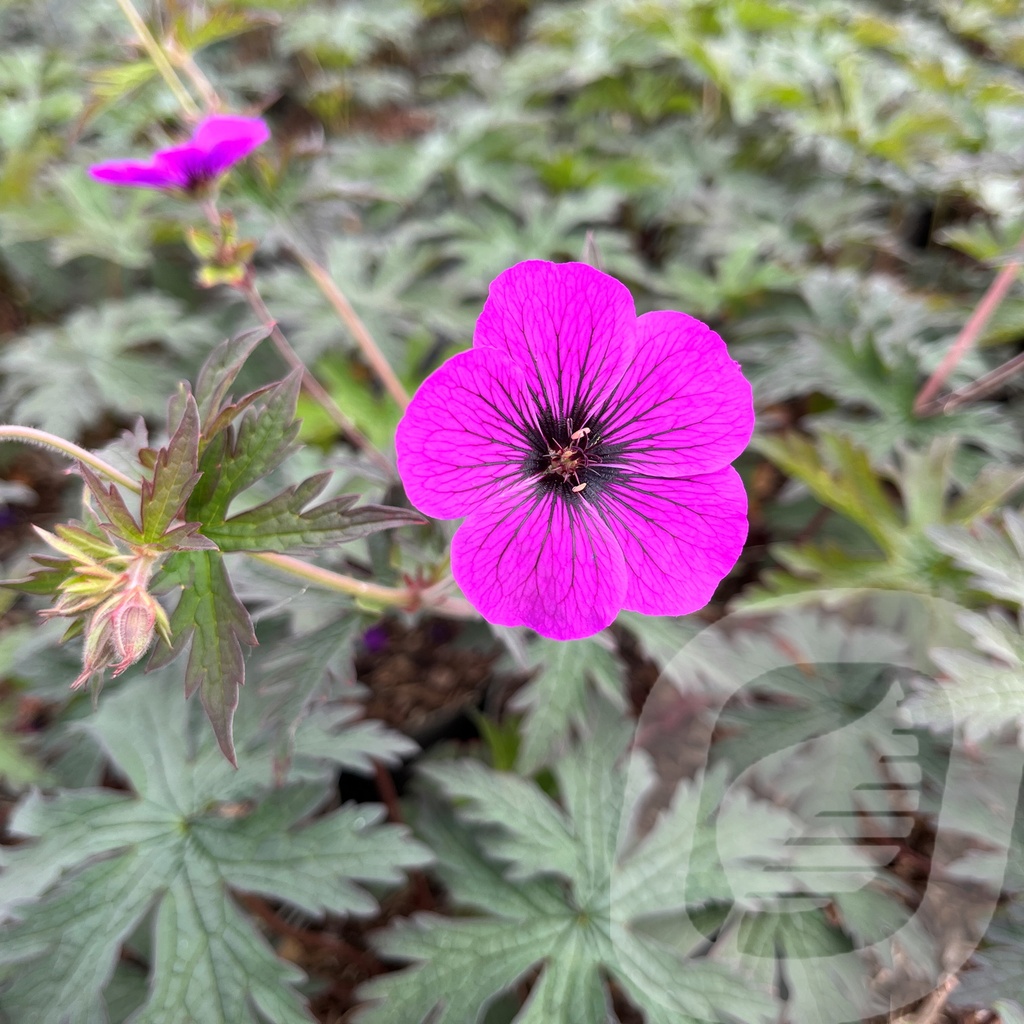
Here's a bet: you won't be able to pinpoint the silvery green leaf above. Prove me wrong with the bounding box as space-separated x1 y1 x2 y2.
929 510 1024 607
905 611 1024 746
357 699 793 1023
0 676 431 1024
508 635 626 773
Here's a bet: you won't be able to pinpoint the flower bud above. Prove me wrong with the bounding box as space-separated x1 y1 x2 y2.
109 586 160 675
71 610 118 691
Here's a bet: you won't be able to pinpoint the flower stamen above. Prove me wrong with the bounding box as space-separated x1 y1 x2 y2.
543 418 597 488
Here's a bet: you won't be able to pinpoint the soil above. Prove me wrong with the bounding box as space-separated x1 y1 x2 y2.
356 616 500 741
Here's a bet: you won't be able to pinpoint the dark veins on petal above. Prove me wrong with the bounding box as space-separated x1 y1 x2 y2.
177 153 216 192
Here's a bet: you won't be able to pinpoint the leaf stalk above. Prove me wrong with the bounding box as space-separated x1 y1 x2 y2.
914 256 1022 416
112 0 200 118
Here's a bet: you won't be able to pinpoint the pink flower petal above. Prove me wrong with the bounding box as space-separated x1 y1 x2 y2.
597 467 748 615
597 310 753 476
153 145 207 187
88 160 181 190
451 483 627 640
192 116 271 176
396 348 539 520
474 260 636 430
192 115 270 151
88 115 269 193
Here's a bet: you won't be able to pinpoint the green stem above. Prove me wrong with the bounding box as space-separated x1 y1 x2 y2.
166 39 220 112
113 0 200 118
251 552 410 603
1 427 472 618
197 200 395 478
238 271 397 479
251 552 476 618
0 426 141 492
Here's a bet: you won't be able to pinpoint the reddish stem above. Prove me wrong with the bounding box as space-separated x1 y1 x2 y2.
373 763 435 911
239 894 381 975
914 257 1022 416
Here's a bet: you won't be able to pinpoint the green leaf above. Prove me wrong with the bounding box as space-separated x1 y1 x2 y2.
905 610 1024 746
748 436 1024 604
0 168 155 269
508 635 626 773
140 390 202 544
0 294 209 437
616 612 707 691
189 370 303 523
711 609 924 843
173 9 266 51
929 510 1024 607
357 700 796 1024
0 677 431 1024
203 471 422 553
88 61 158 110
152 550 257 764
995 1002 1024 1024
193 326 273 427
710 908 870 1024
0 698 43 789
754 432 900 552
78 465 143 543
288 702 418 783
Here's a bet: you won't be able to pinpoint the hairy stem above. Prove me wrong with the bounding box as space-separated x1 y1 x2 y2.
140 22 410 414
915 256 1022 416
238 271 397 478
250 552 476 618
112 0 199 118
197 199 395 478
166 39 220 112
0 427 469 618
291 247 411 410
0 426 142 492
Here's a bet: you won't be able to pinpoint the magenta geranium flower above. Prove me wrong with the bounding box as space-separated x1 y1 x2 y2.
396 260 754 641
89 114 269 193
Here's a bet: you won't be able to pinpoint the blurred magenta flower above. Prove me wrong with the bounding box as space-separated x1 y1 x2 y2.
89 114 269 193
396 260 754 641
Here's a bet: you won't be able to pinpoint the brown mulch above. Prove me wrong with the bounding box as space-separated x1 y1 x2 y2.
356 617 499 738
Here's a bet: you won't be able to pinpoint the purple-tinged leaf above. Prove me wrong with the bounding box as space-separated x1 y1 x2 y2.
194 325 272 425
158 521 219 550
200 381 279 452
78 464 143 542
150 550 256 765
191 370 303 523
204 472 423 553
140 392 203 544
187 428 228 515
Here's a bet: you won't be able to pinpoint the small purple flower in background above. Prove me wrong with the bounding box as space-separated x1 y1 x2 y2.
396 260 754 641
89 114 269 193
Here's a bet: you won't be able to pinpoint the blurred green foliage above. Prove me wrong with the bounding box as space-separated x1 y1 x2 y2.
3 0 1024 1021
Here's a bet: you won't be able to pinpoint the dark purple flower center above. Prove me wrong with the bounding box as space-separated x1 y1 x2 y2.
180 155 214 193
526 406 617 501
